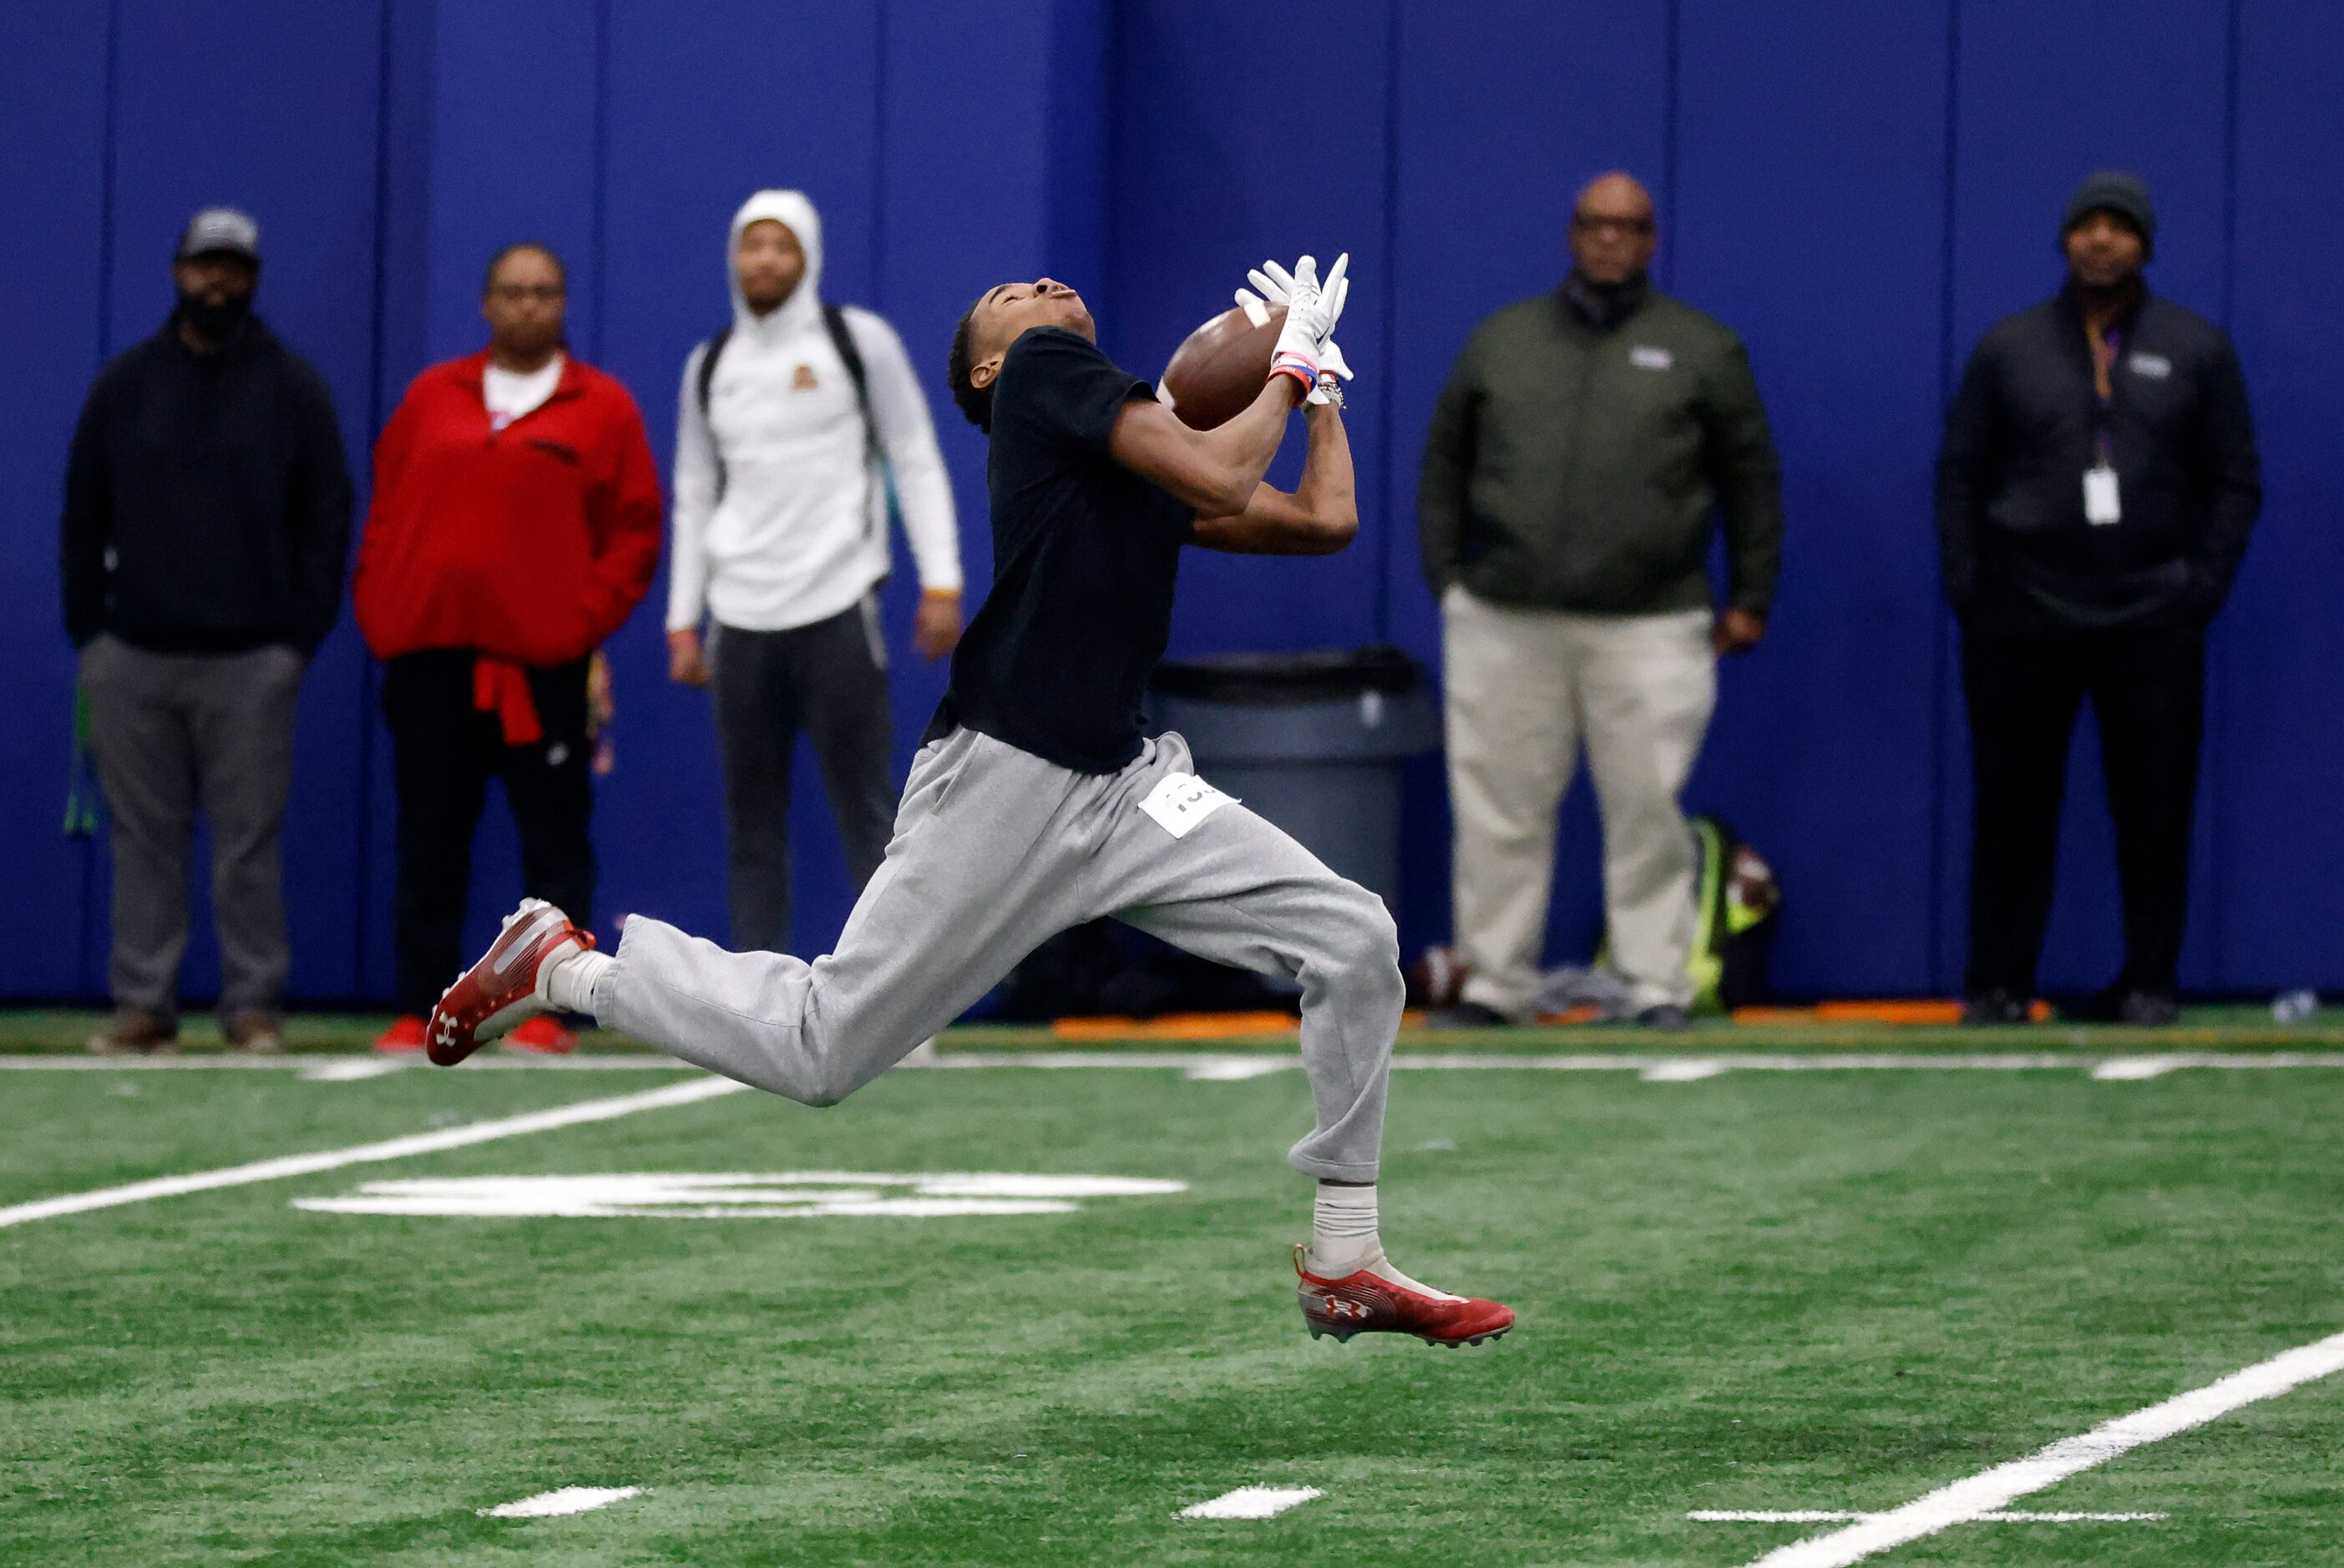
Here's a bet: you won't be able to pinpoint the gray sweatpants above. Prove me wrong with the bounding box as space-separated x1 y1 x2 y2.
80 634 306 1019
601 726 1401 1181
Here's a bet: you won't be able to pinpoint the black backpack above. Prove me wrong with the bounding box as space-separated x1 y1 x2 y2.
696 302 884 521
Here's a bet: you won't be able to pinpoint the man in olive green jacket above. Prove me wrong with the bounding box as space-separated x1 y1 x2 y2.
1420 172 1782 1029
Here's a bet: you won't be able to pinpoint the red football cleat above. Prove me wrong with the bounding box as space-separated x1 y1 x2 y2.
504 1014 579 1055
1294 1246 1515 1348
425 899 592 1067
374 1015 428 1053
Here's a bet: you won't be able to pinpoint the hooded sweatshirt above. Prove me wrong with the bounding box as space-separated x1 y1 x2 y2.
667 190 960 635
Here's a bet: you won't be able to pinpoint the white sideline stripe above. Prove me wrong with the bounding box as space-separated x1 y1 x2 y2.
479 1485 640 1519
1742 1328 2344 1568
12 1050 2344 1076
0 1076 744 1229
1178 1485 1324 1520
1693 1510 2165 1523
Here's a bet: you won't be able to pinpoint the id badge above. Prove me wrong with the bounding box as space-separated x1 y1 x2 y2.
2083 464 2122 526
1139 771 1238 840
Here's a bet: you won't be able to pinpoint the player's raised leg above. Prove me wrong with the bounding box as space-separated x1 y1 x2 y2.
428 729 1096 1100
1109 736 1513 1348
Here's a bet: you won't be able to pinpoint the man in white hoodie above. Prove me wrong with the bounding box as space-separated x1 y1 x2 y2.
666 190 963 952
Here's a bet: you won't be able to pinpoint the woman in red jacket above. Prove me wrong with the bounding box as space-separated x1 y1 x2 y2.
355 243 661 1052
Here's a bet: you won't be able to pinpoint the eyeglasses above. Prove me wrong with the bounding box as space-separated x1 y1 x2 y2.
489 284 564 303
1571 215 1654 237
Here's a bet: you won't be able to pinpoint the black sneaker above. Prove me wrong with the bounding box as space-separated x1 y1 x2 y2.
1636 1004 1692 1032
1962 989 2030 1026
1426 1000 1516 1029
2115 990 2180 1027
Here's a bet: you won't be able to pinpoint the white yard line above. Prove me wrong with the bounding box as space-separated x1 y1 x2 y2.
1642 1059 1729 1081
1693 1509 2164 1523
1178 1485 1323 1520
0 1075 744 1229
1741 1328 2344 1567
1183 1056 1297 1080
2090 1057 2181 1080
298 1058 409 1081
479 1485 641 1519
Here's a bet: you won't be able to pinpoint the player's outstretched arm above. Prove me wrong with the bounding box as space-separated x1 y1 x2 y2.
1192 402 1357 556
1106 379 1299 518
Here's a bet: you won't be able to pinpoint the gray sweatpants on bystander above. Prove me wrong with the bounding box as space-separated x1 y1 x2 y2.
81 634 306 1020
601 726 1401 1181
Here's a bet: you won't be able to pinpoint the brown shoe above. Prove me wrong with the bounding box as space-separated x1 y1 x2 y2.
88 1009 177 1055
224 1009 284 1055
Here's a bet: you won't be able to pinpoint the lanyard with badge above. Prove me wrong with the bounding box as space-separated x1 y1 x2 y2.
2083 316 2123 526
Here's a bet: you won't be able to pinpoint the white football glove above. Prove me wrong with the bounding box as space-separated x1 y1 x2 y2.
1255 253 1348 397
1248 254 1349 341
1237 286 1351 405
1243 252 1352 405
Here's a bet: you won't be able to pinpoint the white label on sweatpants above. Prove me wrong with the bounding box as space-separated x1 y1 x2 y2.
2084 464 2123 525
1140 771 1238 839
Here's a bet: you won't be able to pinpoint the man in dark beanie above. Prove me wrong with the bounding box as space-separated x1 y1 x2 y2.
62 206 352 1053
1937 171 2259 1026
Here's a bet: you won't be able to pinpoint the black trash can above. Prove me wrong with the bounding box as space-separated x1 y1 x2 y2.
1147 646 1438 912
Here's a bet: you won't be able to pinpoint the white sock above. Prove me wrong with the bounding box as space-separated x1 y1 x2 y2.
539 948 613 1017
1310 1185 1380 1274
1308 1184 1462 1299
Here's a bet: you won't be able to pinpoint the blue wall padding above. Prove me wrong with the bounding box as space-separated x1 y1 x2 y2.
0 0 2336 1004
1670 0 1952 994
0 0 112 996
2220 0 2344 990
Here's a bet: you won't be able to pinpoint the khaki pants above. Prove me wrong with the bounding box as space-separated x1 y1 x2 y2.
1442 588 1716 1016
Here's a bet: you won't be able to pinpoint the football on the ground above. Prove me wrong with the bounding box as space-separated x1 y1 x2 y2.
1161 302 1284 429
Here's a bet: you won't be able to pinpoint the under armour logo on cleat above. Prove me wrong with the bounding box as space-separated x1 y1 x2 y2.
1320 1296 1370 1320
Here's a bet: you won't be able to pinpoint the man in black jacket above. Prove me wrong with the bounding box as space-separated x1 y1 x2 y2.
1937 172 2259 1026
62 209 352 1053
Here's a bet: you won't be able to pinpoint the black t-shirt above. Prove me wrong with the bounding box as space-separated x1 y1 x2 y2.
926 327 1194 772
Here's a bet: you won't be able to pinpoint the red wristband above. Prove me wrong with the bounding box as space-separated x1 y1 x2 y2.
1268 352 1318 397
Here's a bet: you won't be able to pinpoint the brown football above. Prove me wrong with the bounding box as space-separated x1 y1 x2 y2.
1161 303 1284 429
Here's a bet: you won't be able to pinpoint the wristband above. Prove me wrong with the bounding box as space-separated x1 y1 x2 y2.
1268 350 1319 397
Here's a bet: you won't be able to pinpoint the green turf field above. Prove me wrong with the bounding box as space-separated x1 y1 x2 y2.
7 1046 2344 1565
